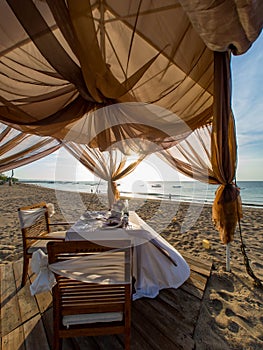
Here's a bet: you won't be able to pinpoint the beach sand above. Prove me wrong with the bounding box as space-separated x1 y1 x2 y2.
0 183 262 349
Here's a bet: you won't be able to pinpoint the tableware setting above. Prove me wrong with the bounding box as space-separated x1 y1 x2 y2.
102 200 129 229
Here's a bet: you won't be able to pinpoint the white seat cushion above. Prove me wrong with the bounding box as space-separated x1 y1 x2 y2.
62 312 123 328
27 231 66 254
46 231 66 239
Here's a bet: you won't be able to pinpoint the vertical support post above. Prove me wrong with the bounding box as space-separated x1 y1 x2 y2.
226 243 231 271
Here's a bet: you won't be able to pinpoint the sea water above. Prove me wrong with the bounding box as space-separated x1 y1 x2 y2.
21 180 263 208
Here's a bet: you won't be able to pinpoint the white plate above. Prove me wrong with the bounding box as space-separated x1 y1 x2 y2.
101 223 123 230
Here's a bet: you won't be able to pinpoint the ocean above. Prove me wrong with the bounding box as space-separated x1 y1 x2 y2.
21 180 263 208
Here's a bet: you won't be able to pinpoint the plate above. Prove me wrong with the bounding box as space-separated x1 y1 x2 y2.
101 222 123 229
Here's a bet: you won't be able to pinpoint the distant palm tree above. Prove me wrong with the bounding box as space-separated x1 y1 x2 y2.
9 169 14 186
0 173 7 184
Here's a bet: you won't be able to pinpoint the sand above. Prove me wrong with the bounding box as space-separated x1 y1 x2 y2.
0 183 262 349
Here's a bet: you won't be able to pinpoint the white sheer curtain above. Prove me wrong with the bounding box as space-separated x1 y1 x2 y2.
63 141 145 208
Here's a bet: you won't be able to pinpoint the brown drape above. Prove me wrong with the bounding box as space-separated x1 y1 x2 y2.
211 51 243 244
179 0 263 55
0 124 61 173
0 1 261 154
0 1 215 141
158 52 243 244
1 1 261 141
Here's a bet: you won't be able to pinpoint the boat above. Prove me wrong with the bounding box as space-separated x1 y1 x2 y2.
151 184 162 188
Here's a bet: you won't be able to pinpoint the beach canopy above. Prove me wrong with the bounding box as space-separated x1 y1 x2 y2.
0 0 262 243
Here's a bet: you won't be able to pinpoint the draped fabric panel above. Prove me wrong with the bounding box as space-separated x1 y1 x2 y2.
159 124 243 244
158 53 243 244
158 125 218 184
60 102 194 154
63 142 145 208
211 52 242 244
179 0 263 55
0 0 216 141
0 0 262 138
0 124 61 173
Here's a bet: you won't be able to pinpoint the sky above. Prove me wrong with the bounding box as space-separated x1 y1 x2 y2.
4 33 263 183
231 33 263 180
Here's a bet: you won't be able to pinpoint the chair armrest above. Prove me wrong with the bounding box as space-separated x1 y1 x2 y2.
49 222 74 226
26 236 65 241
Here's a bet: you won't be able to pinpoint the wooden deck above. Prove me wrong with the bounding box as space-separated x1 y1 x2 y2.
0 254 212 350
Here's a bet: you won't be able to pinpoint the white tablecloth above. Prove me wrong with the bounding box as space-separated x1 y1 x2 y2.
66 211 190 300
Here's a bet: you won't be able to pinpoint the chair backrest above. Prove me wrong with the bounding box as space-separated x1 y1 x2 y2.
18 202 50 250
47 240 132 344
47 239 132 298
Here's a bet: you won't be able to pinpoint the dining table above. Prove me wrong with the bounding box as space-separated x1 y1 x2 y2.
65 210 190 300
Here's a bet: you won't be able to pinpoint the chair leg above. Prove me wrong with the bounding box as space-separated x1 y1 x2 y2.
21 256 29 288
125 330 131 350
53 336 62 350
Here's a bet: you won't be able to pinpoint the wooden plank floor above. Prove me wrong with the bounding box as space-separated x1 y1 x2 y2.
0 255 212 350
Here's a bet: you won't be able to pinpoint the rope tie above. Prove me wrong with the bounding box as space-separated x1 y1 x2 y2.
234 179 262 288
237 218 263 289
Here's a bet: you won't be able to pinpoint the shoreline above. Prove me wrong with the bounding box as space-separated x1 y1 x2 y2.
0 183 262 349
19 181 263 209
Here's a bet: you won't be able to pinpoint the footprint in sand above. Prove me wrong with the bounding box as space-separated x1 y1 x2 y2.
225 308 235 317
218 291 231 301
227 320 239 333
252 261 263 269
209 298 223 315
213 274 235 292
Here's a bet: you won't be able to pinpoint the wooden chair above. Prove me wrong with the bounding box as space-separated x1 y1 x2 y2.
18 201 67 288
47 240 132 350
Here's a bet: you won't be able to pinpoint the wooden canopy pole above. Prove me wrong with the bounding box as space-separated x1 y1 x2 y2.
226 243 231 271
